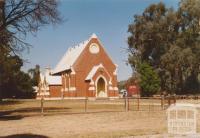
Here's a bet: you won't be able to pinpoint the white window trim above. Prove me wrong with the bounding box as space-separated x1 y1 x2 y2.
113 67 118 75
90 80 95 85
71 67 76 74
109 86 113 90
89 87 95 91
37 92 50 96
69 87 76 91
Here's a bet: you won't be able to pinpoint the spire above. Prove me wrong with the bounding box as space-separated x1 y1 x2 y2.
90 33 97 39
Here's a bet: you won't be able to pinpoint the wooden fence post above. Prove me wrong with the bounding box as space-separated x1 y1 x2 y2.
149 101 151 112
124 97 125 111
168 96 171 106
173 95 176 105
161 95 165 110
137 97 139 111
41 96 44 115
152 100 154 111
128 97 130 111
125 97 128 112
85 97 87 113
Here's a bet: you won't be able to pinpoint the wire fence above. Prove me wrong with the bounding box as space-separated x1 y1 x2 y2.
1 96 200 117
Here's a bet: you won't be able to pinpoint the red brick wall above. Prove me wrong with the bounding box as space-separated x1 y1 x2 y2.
50 37 118 98
49 85 62 97
70 74 76 87
73 37 118 97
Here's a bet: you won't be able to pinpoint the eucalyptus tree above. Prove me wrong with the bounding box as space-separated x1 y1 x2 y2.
128 0 200 94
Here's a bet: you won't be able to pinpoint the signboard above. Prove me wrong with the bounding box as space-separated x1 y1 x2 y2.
167 104 197 135
127 85 140 97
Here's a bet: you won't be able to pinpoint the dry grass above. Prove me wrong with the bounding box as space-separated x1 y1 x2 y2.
0 99 163 116
0 99 199 138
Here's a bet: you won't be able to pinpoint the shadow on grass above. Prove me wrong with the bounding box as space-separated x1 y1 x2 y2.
0 107 71 121
0 133 49 138
0 115 23 121
2 107 71 113
0 101 22 105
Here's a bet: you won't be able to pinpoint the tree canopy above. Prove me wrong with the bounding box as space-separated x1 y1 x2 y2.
28 65 40 86
128 0 200 95
0 0 61 54
138 62 160 97
0 0 62 99
0 54 34 98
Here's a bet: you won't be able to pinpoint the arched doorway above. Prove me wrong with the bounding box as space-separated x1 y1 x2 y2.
96 77 107 97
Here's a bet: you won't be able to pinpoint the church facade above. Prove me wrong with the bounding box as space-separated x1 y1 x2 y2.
37 34 118 99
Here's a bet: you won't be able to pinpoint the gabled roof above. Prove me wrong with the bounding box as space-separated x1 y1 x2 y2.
40 69 62 85
46 75 61 85
85 64 104 80
52 33 98 74
85 63 111 81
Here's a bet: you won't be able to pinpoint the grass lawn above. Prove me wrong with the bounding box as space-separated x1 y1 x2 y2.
0 99 199 138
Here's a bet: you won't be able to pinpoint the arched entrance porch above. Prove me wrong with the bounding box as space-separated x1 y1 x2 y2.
96 76 107 97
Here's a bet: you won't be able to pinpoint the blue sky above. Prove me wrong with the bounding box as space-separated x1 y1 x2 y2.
22 0 179 81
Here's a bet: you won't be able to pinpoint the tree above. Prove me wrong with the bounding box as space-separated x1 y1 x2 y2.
117 80 126 91
0 54 34 99
0 0 62 99
28 65 40 86
137 62 160 97
128 1 200 94
0 0 61 54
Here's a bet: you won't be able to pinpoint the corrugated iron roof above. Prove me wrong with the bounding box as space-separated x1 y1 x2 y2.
52 33 98 74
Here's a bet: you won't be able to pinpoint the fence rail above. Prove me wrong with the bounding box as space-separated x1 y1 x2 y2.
39 96 178 114
1 96 199 116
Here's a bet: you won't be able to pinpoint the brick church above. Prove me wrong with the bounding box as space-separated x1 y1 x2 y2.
37 34 119 99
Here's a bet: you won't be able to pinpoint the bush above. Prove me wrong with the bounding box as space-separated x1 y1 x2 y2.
138 62 160 97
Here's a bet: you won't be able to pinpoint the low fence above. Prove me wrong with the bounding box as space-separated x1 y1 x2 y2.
39 96 178 114
88 96 178 112
1 96 198 117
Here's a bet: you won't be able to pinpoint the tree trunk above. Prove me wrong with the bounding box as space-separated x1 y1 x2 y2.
0 1 4 100
178 67 183 92
0 0 6 30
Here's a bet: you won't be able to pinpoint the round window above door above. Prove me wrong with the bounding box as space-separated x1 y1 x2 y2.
89 43 99 54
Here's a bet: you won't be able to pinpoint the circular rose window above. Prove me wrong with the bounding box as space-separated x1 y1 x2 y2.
89 43 99 54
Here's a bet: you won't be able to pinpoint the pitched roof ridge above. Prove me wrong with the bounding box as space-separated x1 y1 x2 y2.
85 63 106 81
90 33 97 39
52 34 95 74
